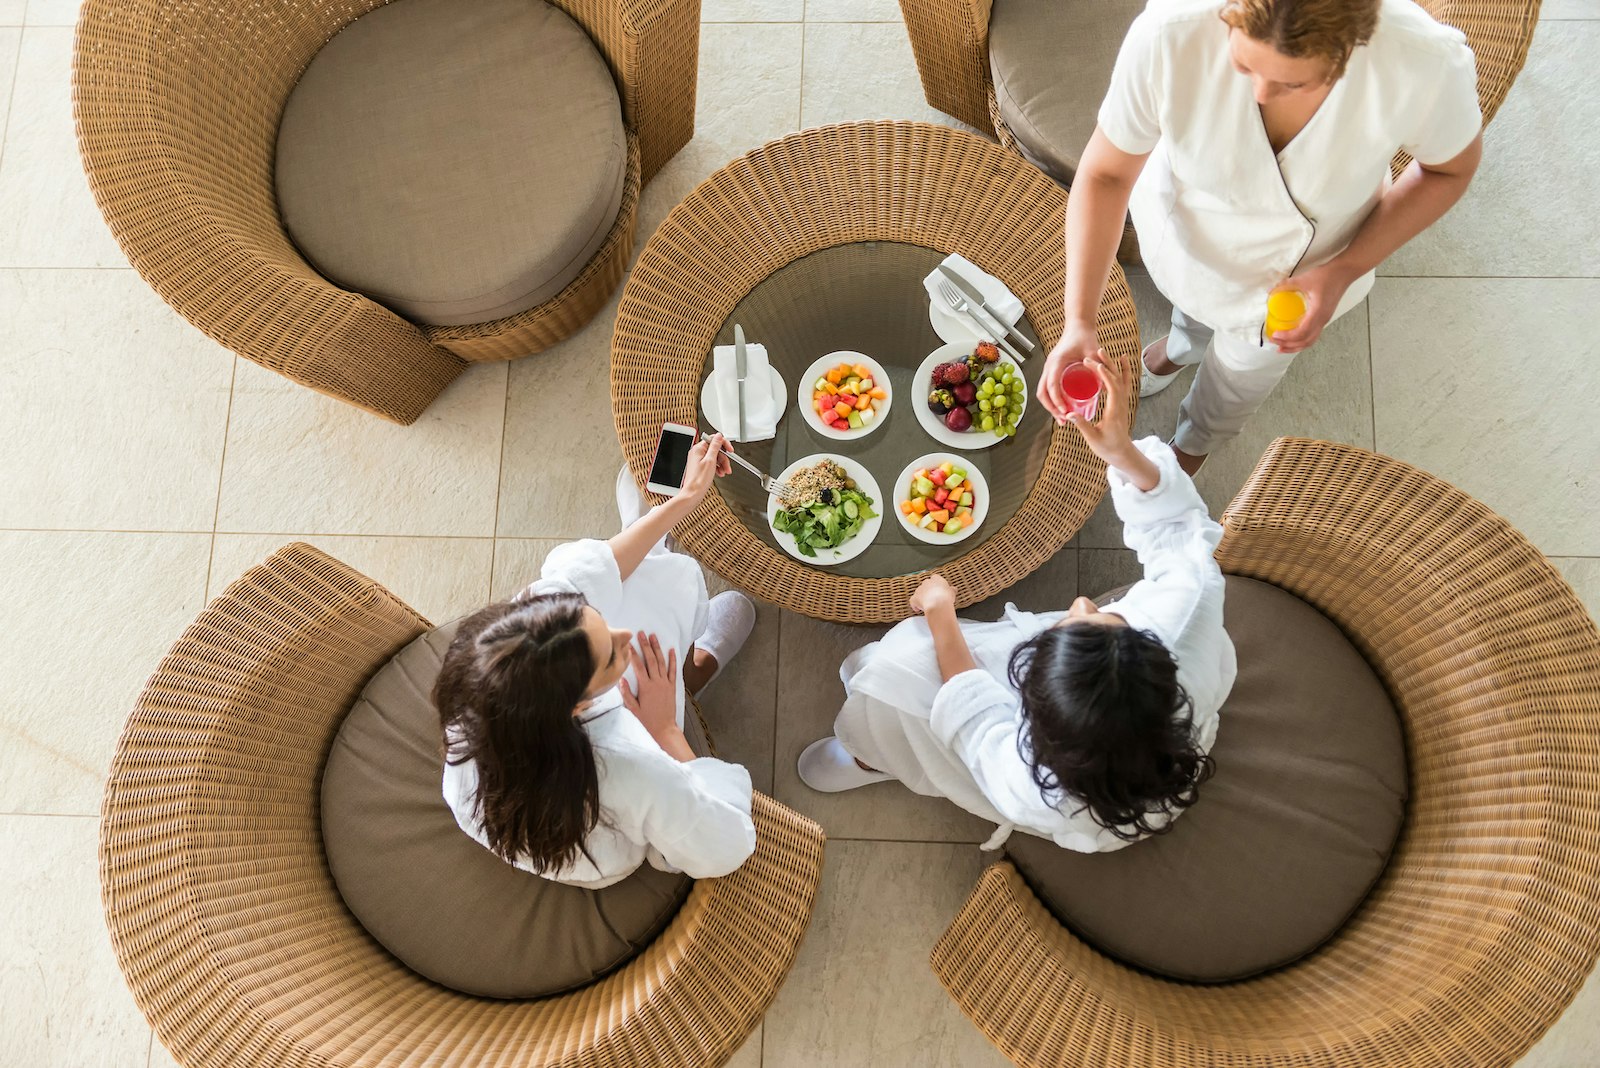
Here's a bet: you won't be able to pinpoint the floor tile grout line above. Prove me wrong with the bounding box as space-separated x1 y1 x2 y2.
146 1028 154 1068
1366 304 1377 452
0 25 22 176
486 365 514 601
0 526 560 541
0 810 99 817
201 356 239 601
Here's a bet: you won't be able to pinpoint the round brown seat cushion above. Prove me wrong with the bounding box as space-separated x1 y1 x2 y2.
1006 576 1407 983
275 0 627 326
320 621 691 999
988 0 1146 186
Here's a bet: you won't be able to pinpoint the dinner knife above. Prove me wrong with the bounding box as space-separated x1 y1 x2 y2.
937 264 1036 352
734 323 748 442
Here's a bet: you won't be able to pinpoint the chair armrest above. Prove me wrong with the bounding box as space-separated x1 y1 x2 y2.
554 0 702 183
897 0 996 133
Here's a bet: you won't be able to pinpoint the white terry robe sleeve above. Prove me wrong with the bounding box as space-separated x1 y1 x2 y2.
1096 10 1165 156
928 669 1123 852
520 538 625 615
633 754 757 879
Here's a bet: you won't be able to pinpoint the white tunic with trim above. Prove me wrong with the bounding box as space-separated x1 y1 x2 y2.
834 438 1236 852
444 538 757 889
1099 0 1481 343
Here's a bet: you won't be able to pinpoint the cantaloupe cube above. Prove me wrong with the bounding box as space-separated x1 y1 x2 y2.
910 498 927 515
929 509 950 524
834 401 852 419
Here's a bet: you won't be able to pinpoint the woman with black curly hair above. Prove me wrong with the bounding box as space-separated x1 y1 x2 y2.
799 358 1236 851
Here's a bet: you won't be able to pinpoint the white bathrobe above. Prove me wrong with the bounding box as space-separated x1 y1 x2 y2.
835 438 1236 851
444 538 757 889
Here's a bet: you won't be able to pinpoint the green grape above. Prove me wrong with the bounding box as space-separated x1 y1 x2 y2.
1006 410 1021 426
993 394 1008 408
978 398 991 412
1011 380 1025 394
980 415 996 431
1003 424 1017 437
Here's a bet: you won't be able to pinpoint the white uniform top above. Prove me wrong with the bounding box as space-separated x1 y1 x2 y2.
1100 0 1481 342
835 438 1236 851
443 539 757 889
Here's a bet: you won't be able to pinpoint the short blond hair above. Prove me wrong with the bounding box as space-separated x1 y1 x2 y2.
1219 0 1380 78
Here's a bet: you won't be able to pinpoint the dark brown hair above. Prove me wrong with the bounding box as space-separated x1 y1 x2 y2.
1220 0 1380 78
435 592 602 873
1009 621 1214 841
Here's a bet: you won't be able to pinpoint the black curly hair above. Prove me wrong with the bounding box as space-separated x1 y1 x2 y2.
1008 621 1214 841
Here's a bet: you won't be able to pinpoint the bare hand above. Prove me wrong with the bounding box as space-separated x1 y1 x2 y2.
1268 263 1357 353
910 573 957 616
678 433 731 504
1064 352 1136 463
1040 320 1103 424
620 632 678 736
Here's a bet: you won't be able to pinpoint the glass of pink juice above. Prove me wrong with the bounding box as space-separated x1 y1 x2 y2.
1058 362 1100 420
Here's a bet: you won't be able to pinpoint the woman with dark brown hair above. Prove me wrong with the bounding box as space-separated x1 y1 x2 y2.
1039 0 1483 474
437 437 760 888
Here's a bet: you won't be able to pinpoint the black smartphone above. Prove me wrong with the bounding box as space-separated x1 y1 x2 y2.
646 423 699 496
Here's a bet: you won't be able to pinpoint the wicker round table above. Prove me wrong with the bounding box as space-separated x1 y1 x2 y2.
612 122 1140 623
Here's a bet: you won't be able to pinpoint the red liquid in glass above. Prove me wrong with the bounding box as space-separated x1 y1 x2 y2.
1059 363 1100 419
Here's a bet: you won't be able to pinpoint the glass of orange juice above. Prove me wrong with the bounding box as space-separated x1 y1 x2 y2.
1266 289 1306 341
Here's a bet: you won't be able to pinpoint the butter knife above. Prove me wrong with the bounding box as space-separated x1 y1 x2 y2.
733 323 749 442
937 264 1036 352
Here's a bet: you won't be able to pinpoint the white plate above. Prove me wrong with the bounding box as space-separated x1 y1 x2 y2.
912 343 1029 450
766 453 883 566
892 454 990 544
700 364 789 441
796 351 893 441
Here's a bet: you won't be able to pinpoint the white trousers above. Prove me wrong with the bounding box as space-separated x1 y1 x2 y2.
1163 308 1298 457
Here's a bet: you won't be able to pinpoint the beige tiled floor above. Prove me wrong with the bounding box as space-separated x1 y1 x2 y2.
2 2 1598 1066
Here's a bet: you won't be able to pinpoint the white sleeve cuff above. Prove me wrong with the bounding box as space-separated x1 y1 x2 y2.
1107 436 1207 527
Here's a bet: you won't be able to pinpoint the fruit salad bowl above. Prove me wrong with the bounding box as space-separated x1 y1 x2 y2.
913 342 1028 450
894 454 990 545
798 351 892 440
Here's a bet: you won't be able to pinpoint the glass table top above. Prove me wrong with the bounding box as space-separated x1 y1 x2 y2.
700 241 1049 579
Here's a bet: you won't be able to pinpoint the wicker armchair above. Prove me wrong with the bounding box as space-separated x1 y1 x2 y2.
898 0 1541 259
73 0 701 424
101 543 824 1068
930 438 1600 1068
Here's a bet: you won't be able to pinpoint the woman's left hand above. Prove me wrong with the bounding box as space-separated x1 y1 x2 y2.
620 632 678 737
1269 261 1359 354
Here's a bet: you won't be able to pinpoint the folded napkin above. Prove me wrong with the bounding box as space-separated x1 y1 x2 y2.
711 340 778 442
923 253 1025 346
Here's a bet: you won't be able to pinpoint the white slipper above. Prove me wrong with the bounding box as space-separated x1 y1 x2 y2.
1139 337 1183 398
798 736 893 793
693 591 756 693
615 465 646 529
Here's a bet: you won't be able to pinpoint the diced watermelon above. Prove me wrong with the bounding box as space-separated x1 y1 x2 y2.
928 469 946 486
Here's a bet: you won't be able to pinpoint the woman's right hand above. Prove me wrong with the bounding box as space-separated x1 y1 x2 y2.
620 632 678 737
677 433 730 506
1039 320 1104 424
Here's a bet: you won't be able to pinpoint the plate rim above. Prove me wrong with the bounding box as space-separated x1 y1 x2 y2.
911 344 1029 450
795 350 893 442
765 452 885 566
891 452 991 545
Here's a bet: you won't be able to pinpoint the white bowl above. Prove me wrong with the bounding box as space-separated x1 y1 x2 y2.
892 454 990 544
911 343 1028 450
796 351 893 441
766 453 884 566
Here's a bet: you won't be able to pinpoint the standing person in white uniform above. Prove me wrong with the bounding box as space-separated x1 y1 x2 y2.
798 360 1236 852
1039 0 1483 474
436 435 761 889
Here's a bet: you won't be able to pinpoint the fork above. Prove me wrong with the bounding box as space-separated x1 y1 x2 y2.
936 280 1026 364
722 444 794 500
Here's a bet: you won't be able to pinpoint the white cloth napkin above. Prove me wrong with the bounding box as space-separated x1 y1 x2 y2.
711 341 777 441
923 253 1025 346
